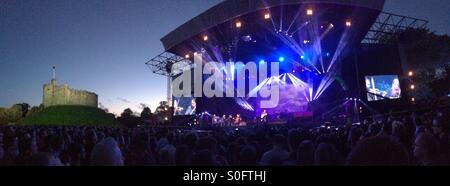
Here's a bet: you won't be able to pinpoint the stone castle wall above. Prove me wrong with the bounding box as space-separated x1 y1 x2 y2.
43 79 98 108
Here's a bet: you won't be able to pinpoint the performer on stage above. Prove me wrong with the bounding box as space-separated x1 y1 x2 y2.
184 98 196 115
222 115 227 126
173 99 184 115
234 114 242 126
390 78 401 98
228 115 234 126
260 109 268 123
212 114 220 125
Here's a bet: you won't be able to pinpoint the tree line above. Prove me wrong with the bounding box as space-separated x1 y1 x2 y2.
0 103 43 125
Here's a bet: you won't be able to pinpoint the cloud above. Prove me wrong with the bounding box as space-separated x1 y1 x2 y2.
116 97 130 103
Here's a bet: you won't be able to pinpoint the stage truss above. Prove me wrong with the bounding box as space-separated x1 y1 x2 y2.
148 12 429 77
362 12 428 44
145 51 193 77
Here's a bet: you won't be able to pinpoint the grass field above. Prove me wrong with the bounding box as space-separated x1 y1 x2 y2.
18 105 120 126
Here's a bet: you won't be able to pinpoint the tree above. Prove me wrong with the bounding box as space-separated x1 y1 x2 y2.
15 103 30 117
140 107 152 119
118 108 138 127
154 101 171 124
98 102 109 113
8 104 23 123
0 104 22 125
121 108 133 118
140 107 154 126
0 107 7 125
391 28 450 99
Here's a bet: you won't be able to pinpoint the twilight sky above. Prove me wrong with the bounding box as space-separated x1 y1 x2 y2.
0 0 449 115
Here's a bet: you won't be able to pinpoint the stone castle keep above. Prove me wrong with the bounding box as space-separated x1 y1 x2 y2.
43 66 98 108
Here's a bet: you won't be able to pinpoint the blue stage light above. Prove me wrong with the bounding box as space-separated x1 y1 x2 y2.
300 55 305 59
259 60 265 64
278 57 285 62
326 52 330 57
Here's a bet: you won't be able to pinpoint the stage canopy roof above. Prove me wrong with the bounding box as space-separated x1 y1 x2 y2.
161 0 385 50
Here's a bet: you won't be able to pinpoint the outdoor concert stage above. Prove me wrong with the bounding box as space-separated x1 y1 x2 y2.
146 0 428 124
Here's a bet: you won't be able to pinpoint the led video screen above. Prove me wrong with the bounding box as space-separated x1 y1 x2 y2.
365 75 401 101
173 97 196 115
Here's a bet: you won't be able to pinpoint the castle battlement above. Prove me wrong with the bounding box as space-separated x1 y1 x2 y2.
43 78 98 108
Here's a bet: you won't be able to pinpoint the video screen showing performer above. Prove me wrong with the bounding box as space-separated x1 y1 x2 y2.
365 75 402 101
173 97 196 115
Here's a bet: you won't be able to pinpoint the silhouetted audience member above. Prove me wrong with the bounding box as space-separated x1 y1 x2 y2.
238 146 258 166
28 152 62 166
260 134 289 165
297 140 315 166
432 115 450 163
414 133 440 166
314 143 338 166
175 144 189 166
66 143 86 166
346 136 409 166
191 150 217 166
90 137 123 166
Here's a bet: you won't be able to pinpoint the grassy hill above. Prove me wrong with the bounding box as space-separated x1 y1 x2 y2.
18 105 120 126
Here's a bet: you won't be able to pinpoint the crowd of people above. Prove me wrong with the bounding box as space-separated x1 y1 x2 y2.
0 107 448 166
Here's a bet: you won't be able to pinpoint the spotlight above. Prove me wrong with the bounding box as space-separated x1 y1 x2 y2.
408 71 413 76
278 57 285 62
345 20 352 27
264 13 270 19
235 21 242 28
241 35 252 42
185 54 190 59
303 40 310 44
300 55 305 59
293 70 295 73
259 60 265 64
203 35 208 41
411 97 415 102
326 52 330 57
307 9 313 16
193 52 198 56
350 98 353 100
330 23 334 27
410 84 415 90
